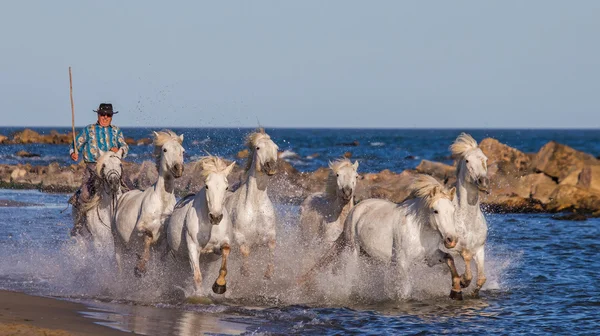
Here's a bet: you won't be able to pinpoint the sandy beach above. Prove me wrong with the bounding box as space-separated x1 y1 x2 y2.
0 290 126 336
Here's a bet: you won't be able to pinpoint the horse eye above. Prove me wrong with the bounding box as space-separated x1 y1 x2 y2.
226 186 229 191
336 174 339 177
465 159 469 163
163 148 167 152
434 210 439 214
256 147 260 150
205 185 209 189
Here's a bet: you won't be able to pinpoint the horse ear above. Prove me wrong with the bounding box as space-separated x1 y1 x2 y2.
224 161 236 176
178 134 184 143
429 185 440 197
152 131 159 138
353 160 359 170
115 148 124 159
449 187 456 201
328 161 334 170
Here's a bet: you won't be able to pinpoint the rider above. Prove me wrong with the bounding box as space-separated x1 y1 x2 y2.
69 103 129 235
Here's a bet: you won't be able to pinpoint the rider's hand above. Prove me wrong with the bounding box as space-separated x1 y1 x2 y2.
70 152 78 161
110 147 119 153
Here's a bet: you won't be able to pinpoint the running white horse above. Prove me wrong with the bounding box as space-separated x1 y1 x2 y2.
301 175 465 299
167 156 236 296
224 128 279 279
449 133 490 294
73 149 124 252
113 130 185 276
299 159 359 243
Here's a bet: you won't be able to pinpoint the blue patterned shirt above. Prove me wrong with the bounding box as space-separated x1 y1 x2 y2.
70 124 129 163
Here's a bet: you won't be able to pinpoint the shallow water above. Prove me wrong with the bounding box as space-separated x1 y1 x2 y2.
0 188 599 335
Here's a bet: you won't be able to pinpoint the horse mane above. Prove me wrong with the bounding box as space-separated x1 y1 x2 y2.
152 129 182 158
198 155 230 180
325 158 355 196
450 132 478 159
244 128 272 172
408 174 453 208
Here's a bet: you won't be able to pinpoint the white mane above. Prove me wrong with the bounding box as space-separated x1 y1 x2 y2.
450 133 478 159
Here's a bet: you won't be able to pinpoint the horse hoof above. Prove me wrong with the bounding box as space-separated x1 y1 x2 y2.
134 267 145 278
212 282 227 294
449 290 463 301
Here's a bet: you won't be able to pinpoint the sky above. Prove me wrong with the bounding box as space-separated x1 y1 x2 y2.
0 1 599 128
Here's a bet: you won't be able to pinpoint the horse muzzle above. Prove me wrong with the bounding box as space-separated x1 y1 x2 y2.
263 161 277 176
339 187 353 201
444 236 458 249
476 176 490 194
171 164 184 178
209 213 223 225
107 174 121 193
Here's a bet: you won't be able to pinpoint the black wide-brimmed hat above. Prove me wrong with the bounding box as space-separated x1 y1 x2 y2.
93 103 118 115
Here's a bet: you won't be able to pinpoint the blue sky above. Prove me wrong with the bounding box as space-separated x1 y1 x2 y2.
1 1 599 128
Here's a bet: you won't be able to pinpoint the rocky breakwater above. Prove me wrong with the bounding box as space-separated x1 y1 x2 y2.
2 138 600 216
416 138 600 216
0 129 149 145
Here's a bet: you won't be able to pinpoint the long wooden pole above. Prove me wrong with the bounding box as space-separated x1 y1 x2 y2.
69 67 77 154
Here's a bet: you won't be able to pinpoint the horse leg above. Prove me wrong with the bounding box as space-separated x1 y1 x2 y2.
186 237 203 295
212 243 230 294
264 239 275 280
473 247 487 295
114 239 124 275
240 244 250 277
460 250 473 288
445 253 463 300
134 230 153 277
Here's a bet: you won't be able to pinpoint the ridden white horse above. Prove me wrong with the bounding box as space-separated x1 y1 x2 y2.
449 133 489 294
113 130 185 276
167 156 236 296
73 149 124 251
224 128 279 279
301 175 465 299
299 159 359 243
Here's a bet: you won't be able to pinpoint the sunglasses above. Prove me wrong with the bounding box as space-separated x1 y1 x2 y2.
98 113 113 117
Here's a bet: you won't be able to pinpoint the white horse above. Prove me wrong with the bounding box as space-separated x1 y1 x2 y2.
167 156 236 296
301 175 465 299
449 133 489 294
224 128 279 279
113 130 185 276
299 159 359 243
73 149 124 251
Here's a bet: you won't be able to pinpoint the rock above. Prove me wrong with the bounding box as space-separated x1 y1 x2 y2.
480 138 531 176
415 160 455 183
559 169 581 186
404 155 416 160
339 141 360 147
551 213 588 221
531 141 599 182
343 152 352 158
10 168 27 180
0 134 8 144
136 138 152 146
546 184 600 213
15 150 41 158
307 153 320 159
237 149 249 159
11 129 42 144
483 194 544 213
576 165 600 193
528 174 557 204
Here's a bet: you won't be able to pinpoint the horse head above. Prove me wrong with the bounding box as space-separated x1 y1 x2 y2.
96 149 123 194
450 133 489 193
246 128 278 176
199 156 236 225
327 159 359 202
153 130 185 178
410 175 458 249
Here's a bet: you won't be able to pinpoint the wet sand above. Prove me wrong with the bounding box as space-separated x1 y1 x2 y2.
0 290 127 336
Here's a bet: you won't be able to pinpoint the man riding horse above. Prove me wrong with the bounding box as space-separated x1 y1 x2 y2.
69 103 129 236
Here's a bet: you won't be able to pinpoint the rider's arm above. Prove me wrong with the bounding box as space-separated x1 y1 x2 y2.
70 128 87 156
116 128 129 158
